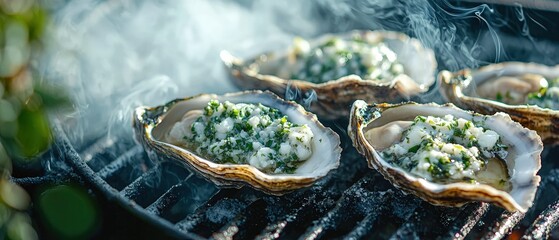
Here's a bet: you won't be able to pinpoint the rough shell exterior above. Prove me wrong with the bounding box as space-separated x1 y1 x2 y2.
133 90 342 195
348 100 542 212
221 30 437 120
439 62 559 145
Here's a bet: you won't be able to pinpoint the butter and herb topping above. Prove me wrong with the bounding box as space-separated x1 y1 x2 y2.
291 36 404 83
380 115 508 183
170 100 314 174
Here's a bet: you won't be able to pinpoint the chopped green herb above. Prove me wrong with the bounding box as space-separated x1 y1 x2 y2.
380 114 508 184
408 145 421 153
496 92 503 102
291 36 404 83
527 78 559 109
178 100 314 174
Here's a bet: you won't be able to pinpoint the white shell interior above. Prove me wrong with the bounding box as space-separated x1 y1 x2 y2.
363 103 541 210
150 93 340 178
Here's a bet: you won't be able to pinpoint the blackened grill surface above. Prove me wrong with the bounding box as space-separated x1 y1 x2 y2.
41 2 559 238
53 118 559 239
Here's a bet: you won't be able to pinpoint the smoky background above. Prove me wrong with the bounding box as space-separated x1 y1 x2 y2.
36 0 559 148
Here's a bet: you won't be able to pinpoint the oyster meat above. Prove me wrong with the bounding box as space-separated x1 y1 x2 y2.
348 100 542 212
440 62 559 144
133 91 342 194
476 73 548 106
221 30 437 120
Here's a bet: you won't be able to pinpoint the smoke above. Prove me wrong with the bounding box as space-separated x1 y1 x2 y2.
38 0 553 146
322 0 507 70
39 0 326 145
285 81 317 109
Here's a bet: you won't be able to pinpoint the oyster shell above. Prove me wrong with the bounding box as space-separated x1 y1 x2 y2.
221 30 437 120
439 62 559 145
133 91 341 194
348 100 542 212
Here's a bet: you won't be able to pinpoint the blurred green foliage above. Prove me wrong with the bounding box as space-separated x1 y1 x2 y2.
0 179 35 240
37 185 99 239
0 0 69 239
0 0 55 163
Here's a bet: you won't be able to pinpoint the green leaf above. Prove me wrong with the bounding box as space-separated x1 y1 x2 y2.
33 85 71 109
14 107 51 158
37 185 99 239
0 143 11 173
0 180 29 210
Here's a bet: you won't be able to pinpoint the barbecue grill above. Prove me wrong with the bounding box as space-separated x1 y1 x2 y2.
15 117 559 239
13 0 559 239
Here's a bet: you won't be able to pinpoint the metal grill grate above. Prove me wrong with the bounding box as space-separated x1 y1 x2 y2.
52 122 559 239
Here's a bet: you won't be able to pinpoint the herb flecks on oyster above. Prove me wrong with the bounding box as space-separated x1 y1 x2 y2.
289 36 404 83
371 115 510 191
222 31 437 120
135 91 342 194
439 63 559 145
349 100 542 212
526 77 559 110
477 73 559 109
167 100 314 174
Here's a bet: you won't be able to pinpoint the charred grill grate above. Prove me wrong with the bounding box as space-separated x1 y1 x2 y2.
48 120 559 239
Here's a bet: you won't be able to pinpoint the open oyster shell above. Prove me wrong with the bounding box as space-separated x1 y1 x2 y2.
133 91 341 195
221 30 437 120
348 100 542 212
439 62 559 145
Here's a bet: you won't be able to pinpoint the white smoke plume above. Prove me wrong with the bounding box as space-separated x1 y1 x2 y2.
38 0 548 146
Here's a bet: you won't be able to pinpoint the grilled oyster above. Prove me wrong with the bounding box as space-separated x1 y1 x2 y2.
348 100 542 212
133 91 341 194
439 62 559 144
221 30 437 120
